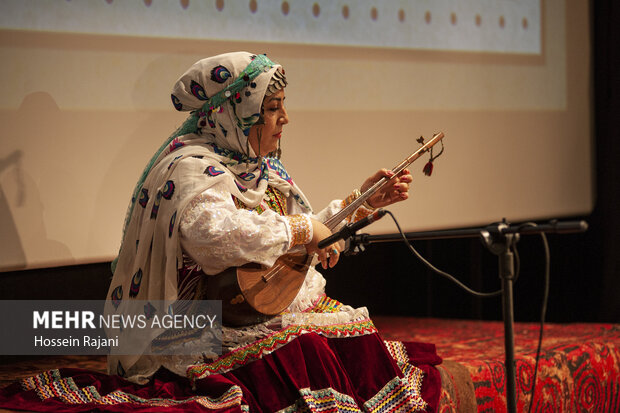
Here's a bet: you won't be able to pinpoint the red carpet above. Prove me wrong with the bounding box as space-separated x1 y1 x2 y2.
374 316 620 412
1 317 619 412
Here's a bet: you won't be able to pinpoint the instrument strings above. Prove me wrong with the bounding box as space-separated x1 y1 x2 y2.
261 132 445 285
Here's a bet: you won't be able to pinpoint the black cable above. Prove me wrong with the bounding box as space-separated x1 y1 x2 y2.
524 227 550 413
513 243 521 283
385 210 503 298
385 211 549 411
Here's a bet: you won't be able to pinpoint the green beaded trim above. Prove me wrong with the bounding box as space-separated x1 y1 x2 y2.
200 54 276 113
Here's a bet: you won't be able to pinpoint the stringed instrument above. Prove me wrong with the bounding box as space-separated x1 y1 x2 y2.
202 132 445 326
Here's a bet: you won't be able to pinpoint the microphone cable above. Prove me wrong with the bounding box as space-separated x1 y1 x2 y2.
384 211 550 411
384 210 503 298
518 223 550 413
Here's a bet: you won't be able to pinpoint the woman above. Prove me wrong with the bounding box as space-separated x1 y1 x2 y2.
1 52 441 412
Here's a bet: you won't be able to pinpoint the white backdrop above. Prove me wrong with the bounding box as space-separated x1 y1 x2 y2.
0 0 592 271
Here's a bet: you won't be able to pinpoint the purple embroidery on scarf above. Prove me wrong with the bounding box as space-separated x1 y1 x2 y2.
169 138 185 152
162 180 175 200
150 192 162 219
266 158 293 184
168 155 183 170
210 65 232 83
190 80 208 100
111 285 123 309
258 162 269 183
138 188 149 208
209 143 250 163
293 193 310 210
144 302 156 320
171 94 183 111
235 181 248 193
238 172 255 181
204 165 225 176
169 211 177 238
129 269 142 298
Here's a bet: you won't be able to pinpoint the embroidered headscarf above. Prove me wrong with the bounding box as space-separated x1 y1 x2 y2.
106 52 311 382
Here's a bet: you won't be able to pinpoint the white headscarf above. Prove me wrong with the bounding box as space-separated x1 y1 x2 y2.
106 52 311 382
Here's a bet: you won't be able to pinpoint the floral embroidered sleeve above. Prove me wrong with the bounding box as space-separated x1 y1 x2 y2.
179 183 310 275
283 214 313 248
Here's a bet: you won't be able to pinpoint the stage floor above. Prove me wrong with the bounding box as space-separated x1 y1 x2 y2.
1 317 619 412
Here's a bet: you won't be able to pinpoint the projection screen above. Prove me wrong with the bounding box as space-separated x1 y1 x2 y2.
0 0 592 271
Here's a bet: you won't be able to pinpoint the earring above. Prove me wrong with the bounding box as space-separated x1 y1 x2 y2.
257 130 262 157
276 139 282 159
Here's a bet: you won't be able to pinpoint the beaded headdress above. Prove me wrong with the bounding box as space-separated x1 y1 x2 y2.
171 53 280 139
201 54 275 108
113 53 284 274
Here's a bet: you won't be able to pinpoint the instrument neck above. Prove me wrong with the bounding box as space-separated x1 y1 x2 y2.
324 188 377 231
324 132 444 230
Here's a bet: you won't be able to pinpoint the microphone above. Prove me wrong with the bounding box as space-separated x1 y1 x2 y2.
318 209 387 249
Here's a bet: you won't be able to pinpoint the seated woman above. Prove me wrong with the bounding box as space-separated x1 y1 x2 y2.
1 52 442 412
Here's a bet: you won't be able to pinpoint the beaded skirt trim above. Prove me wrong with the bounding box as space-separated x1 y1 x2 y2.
276 340 428 413
20 370 246 409
301 294 344 313
187 318 377 384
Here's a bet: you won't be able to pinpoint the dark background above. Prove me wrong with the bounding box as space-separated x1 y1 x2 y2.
1 1 618 326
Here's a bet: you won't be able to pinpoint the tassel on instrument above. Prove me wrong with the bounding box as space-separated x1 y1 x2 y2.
423 161 434 176
420 136 445 176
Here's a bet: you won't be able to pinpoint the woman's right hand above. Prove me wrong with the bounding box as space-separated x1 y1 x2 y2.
306 218 341 269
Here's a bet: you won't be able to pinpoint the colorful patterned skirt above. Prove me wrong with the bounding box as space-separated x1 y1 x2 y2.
0 317 441 412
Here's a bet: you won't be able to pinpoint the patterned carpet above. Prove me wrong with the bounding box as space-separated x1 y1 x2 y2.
1 317 619 412
373 316 620 412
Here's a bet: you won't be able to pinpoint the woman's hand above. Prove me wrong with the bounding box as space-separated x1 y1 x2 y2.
305 218 342 269
361 169 413 208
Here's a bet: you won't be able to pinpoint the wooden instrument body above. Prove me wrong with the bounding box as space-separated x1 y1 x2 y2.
202 132 445 326
203 252 311 326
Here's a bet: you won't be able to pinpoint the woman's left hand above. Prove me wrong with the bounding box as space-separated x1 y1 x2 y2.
361 169 412 209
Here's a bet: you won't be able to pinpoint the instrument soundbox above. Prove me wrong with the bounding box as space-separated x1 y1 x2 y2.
203 132 445 326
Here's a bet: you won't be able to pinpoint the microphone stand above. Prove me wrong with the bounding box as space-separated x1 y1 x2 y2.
347 219 587 413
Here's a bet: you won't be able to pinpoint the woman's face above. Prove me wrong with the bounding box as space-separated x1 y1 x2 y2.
248 89 289 156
